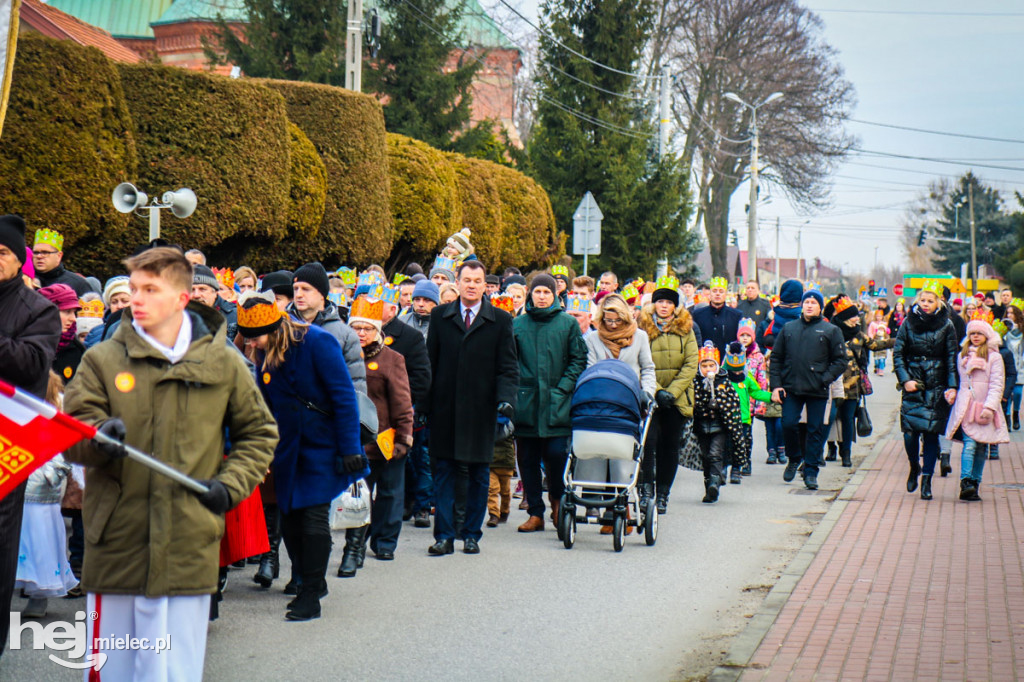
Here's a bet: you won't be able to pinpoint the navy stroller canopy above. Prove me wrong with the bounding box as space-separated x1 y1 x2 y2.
571 359 644 439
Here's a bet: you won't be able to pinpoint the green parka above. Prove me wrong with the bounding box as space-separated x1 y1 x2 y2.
638 305 699 417
63 303 278 597
512 300 587 438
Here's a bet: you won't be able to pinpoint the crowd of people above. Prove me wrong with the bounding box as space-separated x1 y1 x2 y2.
1 214 1019 674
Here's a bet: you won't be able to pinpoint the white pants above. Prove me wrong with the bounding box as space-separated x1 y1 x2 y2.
85 592 210 682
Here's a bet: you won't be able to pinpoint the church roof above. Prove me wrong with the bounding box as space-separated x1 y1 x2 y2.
47 0 172 39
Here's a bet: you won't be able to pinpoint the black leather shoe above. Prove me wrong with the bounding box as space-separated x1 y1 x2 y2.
463 538 480 554
375 549 394 561
428 539 454 556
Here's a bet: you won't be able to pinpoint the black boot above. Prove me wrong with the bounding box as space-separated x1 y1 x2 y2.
638 482 653 508
702 476 720 504
210 566 228 621
968 478 982 501
1014 410 1020 431
825 442 837 462
907 456 921 493
840 445 852 468
254 503 280 589
959 478 976 501
920 474 933 500
287 534 331 621
337 526 367 578
939 451 952 477
730 467 743 485
655 488 669 514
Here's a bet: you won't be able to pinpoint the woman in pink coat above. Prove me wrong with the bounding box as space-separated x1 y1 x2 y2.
945 313 1009 501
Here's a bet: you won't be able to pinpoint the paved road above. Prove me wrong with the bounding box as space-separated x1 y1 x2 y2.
3 376 902 681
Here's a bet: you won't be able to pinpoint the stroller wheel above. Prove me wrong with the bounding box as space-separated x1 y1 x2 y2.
644 498 658 546
612 514 625 552
561 511 576 549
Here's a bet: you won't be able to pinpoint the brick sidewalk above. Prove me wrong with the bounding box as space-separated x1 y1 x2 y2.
734 438 1024 681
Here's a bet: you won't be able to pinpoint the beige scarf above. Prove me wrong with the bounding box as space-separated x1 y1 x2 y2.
598 317 637 358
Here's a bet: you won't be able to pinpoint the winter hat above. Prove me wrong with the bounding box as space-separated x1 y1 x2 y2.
738 317 756 339
724 341 747 373
22 247 34 279
39 283 80 311
84 276 102 294
529 273 558 297
824 295 859 324
410 273 427 283
485 274 501 287
260 270 294 299
502 273 526 290
192 264 219 290
801 289 824 309
0 215 26 264
236 290 286 338
102 276 131 308
952 298 963 307
405 262 424 277
966 310 1001 347
779 279 804 304
293 262 330 300
651 275 680 307
75 316 104 337
446 228 473 259
349 296 384 333
411 279 440 305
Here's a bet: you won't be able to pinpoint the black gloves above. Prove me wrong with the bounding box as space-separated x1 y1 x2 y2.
196 479 231 515
655 390 675 409
414 412 428 428
497 402 514 420
95 418 127 460
340 454 367 474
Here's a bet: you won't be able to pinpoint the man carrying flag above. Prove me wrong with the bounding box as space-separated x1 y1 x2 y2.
62 247 278 679
0 213 61 656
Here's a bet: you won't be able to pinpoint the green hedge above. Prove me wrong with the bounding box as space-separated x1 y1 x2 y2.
491 163 562 270
286 122 328 240
117 62 291 253
386 134 461 270
447 154 505 269
257 79 392 267
0 34 137 276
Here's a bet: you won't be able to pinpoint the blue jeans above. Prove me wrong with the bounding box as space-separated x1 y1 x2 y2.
763 417 783 453
432 459 489 542
835 398 858 450
781 395 828 477
1009 385 1022 415
960 435 989 482
406 427 433 513
904 431 939 476
517 436 569 518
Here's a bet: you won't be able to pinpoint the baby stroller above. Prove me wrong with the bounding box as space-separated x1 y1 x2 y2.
558 359 656 551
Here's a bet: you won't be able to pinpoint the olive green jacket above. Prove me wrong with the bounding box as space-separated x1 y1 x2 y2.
63 303 278 597
638 305 699 417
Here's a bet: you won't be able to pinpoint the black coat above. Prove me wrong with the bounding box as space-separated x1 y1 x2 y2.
893 305 959 434
736 297 772 327
383 316 431 410
0 275 61 398
53 339 85 385
692 303 743 356
37 263 92 297
424 298 519 464
768 315 847 398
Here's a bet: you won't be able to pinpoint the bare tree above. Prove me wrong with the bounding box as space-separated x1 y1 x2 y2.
653 0 856 276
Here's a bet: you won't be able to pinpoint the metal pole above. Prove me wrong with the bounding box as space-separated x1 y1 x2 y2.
796 224 803 281
583 201 590 277
747 109 759 285
93 431 209 494
656 66 671 279
774 217 780 295
148 205 160 241
345 0 364 91
969 182 978 292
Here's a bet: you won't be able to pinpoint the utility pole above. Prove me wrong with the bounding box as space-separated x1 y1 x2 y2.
774 217 781 295
344 0 364 91
656 65 671 279
796 224 803 281
969 182 978 293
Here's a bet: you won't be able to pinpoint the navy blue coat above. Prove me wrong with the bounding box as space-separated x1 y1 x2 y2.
257 324 366 514
692 303 743 356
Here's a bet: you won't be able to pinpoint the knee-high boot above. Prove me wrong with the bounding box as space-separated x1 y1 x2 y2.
287 533 331 621
253 503 280 588
337 525 368 578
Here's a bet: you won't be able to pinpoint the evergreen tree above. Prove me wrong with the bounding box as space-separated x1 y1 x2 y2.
526 0 697 279
206 0 348 85
365 0 481 150
930 172 1017 277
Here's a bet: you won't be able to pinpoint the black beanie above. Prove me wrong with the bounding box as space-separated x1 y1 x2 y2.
260 270 294 298
530 273 558 297
0 215 26 264
651 287 680 307
293 262 330 300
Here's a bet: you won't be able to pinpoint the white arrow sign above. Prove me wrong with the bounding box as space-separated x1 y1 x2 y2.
573 192 602 275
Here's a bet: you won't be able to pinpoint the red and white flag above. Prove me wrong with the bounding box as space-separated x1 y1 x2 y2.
0 378 96 501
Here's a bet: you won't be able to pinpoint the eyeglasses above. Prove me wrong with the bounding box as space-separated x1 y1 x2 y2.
604 317 623 326
33 250 59 257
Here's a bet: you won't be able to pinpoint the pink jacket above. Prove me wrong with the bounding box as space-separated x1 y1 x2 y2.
745 344 768 417
945 347 1009 444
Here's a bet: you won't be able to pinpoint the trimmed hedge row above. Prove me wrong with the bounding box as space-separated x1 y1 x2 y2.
0 33 137 275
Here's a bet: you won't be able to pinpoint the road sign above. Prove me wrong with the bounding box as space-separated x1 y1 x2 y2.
893 284 903 296
572 192 602 275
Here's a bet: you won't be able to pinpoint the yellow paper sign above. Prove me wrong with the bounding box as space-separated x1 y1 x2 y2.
376 428 396 460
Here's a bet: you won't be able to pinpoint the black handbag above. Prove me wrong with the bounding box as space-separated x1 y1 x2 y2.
856 397 873 437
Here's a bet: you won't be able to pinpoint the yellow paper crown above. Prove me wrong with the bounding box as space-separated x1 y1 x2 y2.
655 275 679 291
919 279 944 298
1011 298 1024 311
213 267 235 290
490 294 514 313
709 276 728 290
831 295 854 315
565 294 592 314
237 292 285 331
34 228 64 251
393 273 409 285
698 341 720 364
969 309 994 324
336 267 357 286
551 264 570 277
350 296 384 322
621 283 640 303
78 299 105 318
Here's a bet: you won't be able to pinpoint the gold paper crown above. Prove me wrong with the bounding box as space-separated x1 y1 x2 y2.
393 273 409 285
621 283 640 303
34 228 64 251
969 309 994 324
831 295 854 315
992 319 1008 337
655 275 679 291
213 267 235 290
350 296 384 322
698 341 720 364
709 276 729 290
565 294 592 313
336 267 357 286
919 279 944 297
237 294 285 331
78 299 105 318
1011 298 1024 311
490 294 514 313
551 264 570 277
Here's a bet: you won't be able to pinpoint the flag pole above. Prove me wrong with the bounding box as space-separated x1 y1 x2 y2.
92 431 210 494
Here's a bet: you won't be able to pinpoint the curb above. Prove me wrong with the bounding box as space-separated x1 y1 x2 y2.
706 421 897 682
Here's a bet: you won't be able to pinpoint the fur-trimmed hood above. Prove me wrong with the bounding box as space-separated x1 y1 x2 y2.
639 304 693 340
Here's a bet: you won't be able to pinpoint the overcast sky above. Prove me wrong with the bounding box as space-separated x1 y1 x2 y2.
492 0 1024 276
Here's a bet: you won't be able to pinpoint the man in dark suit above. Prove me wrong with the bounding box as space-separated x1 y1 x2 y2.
692 276 744 356
423 261 518 555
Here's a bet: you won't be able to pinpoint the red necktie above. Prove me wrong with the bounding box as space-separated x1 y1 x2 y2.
464 309 473 330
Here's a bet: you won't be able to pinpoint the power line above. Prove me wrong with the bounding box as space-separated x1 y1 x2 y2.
814 8 1024 18
536 94 654 139
494 0 659 81
855 149 1024 173
846 118 1024 145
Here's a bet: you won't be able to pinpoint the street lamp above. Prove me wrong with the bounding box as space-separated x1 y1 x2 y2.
724 91 784 287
